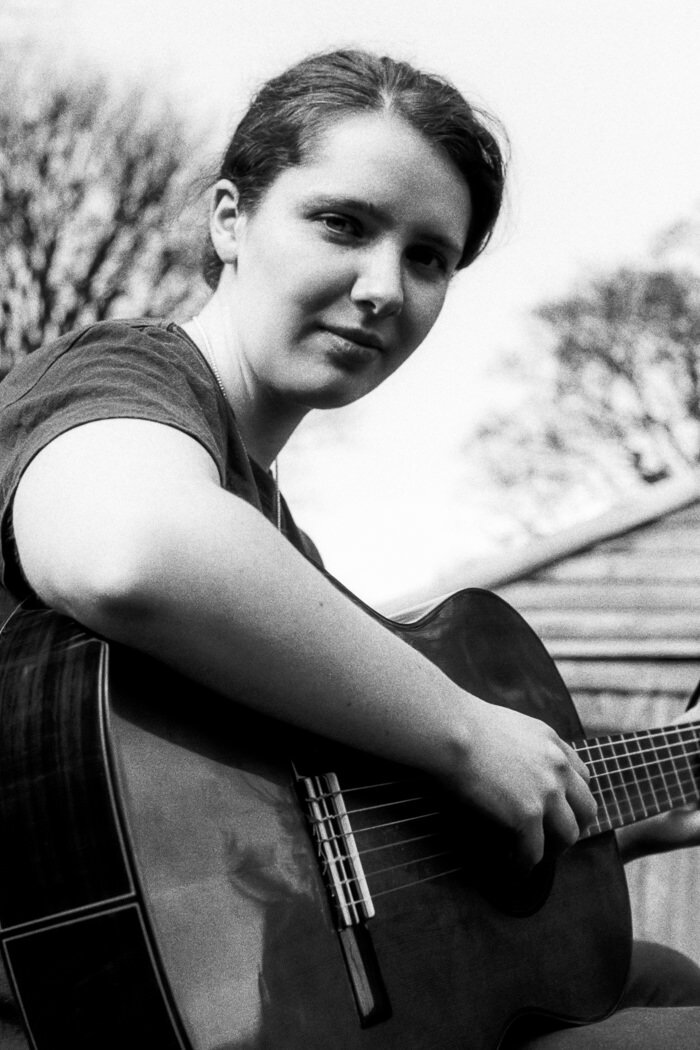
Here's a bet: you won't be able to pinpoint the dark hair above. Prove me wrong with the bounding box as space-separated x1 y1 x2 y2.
203 49 508 288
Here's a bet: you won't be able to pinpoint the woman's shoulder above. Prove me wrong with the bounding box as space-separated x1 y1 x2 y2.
0 316 224 474
0 318 198 403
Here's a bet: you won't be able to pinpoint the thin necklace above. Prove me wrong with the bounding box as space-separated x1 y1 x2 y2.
190 316 282 531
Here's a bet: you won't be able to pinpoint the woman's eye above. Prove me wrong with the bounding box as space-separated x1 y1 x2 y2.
319 214 360 237
409 246 449 274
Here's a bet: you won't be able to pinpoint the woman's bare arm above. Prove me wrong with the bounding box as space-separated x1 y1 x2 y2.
12 418 596 870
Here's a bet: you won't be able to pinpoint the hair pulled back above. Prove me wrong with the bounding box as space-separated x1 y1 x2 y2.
203 49 508 288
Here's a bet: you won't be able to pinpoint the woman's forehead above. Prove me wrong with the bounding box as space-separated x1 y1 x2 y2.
282 111 471 240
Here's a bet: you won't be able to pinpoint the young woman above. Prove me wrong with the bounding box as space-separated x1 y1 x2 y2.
1 48 700 1049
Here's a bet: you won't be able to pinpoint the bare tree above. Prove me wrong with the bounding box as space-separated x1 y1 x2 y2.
470 240 700 535
0 54 209 379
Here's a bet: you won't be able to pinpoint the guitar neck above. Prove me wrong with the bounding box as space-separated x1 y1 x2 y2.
574 721 700 837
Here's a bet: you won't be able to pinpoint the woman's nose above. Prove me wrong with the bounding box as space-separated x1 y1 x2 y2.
350 246 404 317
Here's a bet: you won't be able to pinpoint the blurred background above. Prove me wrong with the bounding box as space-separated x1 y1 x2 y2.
3 0 700 609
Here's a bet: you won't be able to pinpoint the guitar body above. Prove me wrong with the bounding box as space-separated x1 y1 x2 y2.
0 590 631 1050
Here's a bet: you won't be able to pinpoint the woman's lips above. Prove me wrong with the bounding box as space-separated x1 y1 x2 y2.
323 325 385 353
319 325 387 369
323 331 381 369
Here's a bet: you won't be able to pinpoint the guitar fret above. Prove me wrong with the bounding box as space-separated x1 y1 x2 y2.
664 729 688 802
583 736 624 833
648 729 675 816
586 738 608 834
613 734 647 826
636 727 700 813
673 730 700 805
624 734 652 822
603 735 630 827
576 724 700 836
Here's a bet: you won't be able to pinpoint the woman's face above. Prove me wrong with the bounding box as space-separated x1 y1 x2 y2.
215 110 472 412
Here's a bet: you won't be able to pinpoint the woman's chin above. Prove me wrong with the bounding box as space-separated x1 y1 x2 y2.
287 365 383 411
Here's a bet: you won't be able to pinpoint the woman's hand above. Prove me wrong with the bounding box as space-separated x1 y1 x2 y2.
443 698 598 872
617 806 700 863
617 707 700 863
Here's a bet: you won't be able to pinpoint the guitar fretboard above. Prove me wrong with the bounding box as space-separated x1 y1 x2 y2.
574 723 700 837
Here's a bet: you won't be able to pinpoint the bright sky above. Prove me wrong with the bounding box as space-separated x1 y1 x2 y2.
5 0 700 606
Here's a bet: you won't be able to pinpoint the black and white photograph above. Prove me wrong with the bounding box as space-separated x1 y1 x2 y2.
2 2 700 1047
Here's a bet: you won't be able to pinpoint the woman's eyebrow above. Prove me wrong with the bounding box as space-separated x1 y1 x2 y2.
305 195 383 218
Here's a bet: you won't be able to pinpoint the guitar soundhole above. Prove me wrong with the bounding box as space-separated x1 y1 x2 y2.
446 811 556 918
474 849 555 917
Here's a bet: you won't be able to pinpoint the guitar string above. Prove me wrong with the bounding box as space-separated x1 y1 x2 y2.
321 850 530 912
581 758 700 783
311 769 700 913
322 771 700 909
583 754 700 790
586 787 700 834
304 780 426 802
329 754 698 805
587 776 700 832
310 784 696 857
580 746 700 771
304 764 700 853
305 753 700 827
575 734 700 765
315 858 451 918
324 856 464 909
361 850 453 879
333 794 430 817
300 734 700 831
306 738 700 804
309 866 466 918
308 775 700 870
302 726 700 806
299 724 700 799
307 766 697 822
583 764 699 818
302 726 700 905
345 811 441 837
308 751 700 823
581 735 700 820
315 824 444 856
576 725 700 755
585 759 700 797
370 867 464 897
352 831 440 856
586 739 638 827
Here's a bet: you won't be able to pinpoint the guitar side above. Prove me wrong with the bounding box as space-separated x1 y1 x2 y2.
0 591 632 1049
0 602 190 1050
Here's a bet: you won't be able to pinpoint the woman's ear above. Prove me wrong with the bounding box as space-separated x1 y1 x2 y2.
209 179 244 264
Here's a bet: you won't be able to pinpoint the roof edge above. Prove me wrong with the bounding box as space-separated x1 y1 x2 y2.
383 471 700 621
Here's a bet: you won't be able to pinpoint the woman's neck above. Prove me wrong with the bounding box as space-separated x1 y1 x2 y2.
232 393 302 470
183 302 306 470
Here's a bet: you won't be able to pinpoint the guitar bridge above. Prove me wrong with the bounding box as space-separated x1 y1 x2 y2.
298 770 390 1027
300 772 375 927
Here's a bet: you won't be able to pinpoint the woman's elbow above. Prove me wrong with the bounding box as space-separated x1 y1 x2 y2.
15 509 168 639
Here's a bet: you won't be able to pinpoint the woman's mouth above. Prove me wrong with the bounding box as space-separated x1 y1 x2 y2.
321 325 385 368
324 325 384 351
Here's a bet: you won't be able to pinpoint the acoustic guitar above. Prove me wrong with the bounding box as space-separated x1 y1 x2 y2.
0 590 699 1049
